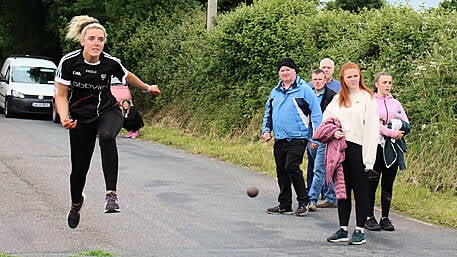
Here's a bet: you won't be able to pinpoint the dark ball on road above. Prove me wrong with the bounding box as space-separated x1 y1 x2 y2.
247 186 259 198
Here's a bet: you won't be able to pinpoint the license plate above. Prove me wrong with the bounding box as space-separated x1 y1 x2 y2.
32 102 50 108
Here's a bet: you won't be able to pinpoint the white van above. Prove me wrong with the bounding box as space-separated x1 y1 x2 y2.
0 55 57 118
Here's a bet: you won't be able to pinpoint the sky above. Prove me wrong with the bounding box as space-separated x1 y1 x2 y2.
387 0 442 9
320 0 443 9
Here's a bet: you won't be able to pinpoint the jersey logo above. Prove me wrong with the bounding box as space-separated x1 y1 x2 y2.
73 71 81 76
86 69 97 74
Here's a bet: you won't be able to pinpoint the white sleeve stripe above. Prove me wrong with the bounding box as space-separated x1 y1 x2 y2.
294 99 310 129
54 77 71 86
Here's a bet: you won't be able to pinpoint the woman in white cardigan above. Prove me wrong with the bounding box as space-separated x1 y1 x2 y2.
323 62 379 245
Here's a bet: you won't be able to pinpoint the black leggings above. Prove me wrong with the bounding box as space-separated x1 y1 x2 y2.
69 108 123 204
337 141 369 228
368 145 398 218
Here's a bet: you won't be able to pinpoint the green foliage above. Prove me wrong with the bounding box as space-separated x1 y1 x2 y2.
325 0 386 13
41 0 200 59
0 0 59 61
108 8 208 116
104 0 199 51
439 0 457 10
71 250 113 257
129 0 456 193
186 0 321 136
391 178 457 228
43 0 111 55
0 253 18 257
195 0 254 12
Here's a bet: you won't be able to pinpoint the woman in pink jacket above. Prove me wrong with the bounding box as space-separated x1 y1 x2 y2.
365 72 409 232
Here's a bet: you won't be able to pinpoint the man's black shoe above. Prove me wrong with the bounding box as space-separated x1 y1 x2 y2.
295 200 311 217
266 205 293 215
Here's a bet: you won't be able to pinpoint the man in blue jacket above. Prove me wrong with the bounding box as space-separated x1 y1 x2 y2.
262 57 323 216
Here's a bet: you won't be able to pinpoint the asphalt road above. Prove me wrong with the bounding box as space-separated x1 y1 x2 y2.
1 115 456 257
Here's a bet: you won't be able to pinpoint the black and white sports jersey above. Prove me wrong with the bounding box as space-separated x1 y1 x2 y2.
55 49 128 123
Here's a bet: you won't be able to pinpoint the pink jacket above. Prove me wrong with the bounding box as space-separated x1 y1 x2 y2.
375 93 409 138
313 117 347 200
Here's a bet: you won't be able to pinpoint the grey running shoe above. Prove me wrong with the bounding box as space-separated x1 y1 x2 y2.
327 228 349 243
68 195 84 229
266 205 293 215
295 199 311 217
105 192 120 213
365 216 381 231
349 230 367 245
380 217 395 231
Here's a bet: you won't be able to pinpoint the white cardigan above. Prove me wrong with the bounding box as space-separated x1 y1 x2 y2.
323 90 379 170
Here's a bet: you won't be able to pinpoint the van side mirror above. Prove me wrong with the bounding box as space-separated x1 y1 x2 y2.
0 75 7 82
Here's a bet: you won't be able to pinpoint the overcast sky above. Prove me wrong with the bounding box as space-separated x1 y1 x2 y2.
387 0 442 9
320 0 443 9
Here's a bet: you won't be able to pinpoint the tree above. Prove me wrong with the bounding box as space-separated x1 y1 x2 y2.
325 0 385 13
0 0 59 62
42 0 109 58
195 0 253 13
440 0 457 10
42 0 199 57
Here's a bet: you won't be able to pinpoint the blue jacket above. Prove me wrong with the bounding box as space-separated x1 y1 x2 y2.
262 75 322 141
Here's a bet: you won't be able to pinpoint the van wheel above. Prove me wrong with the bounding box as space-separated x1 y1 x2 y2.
4 97 13 118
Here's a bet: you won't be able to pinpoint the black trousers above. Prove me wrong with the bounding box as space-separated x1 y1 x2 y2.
368 145 398 218
273 138 309 208
69 108 123 204
337 141 369 228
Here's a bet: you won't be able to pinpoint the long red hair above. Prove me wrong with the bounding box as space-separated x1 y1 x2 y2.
338 62 373 107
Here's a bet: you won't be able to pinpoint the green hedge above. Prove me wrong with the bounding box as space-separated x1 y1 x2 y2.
108 0 456 193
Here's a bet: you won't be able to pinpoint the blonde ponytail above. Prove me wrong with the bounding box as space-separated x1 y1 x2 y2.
66 15 107 42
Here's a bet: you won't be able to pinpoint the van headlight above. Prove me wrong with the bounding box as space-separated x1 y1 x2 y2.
11 90 25 98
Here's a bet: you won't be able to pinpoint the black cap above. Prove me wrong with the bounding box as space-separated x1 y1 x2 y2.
277 57 298 72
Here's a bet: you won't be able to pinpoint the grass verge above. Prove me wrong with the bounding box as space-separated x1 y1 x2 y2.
70 250 114 256
138 124 457 229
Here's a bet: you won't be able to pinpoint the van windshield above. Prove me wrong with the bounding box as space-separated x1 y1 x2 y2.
11 66 56 84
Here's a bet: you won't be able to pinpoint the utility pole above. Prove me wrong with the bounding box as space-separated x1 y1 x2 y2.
207 0 217 30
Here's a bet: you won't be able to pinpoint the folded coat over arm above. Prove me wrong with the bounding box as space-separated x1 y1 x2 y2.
313 117 347 200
